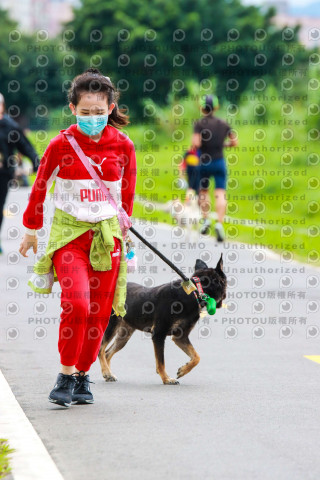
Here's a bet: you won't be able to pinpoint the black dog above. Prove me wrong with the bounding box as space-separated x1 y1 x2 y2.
98 254 226 384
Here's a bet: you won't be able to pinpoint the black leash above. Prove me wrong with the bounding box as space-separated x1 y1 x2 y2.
129 226 196 294
128 227 216 313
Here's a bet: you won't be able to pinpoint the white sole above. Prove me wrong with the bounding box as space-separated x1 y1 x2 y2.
48 397 71 408
71 399 94 404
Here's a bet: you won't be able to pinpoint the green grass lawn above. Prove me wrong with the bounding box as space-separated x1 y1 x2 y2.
25 118 319 266
0 439 15 479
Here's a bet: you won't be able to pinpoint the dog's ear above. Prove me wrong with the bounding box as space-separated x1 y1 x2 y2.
215 253 223 274
195 259 208 271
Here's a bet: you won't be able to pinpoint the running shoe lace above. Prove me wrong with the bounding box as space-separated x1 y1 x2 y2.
75 370 95 385
58 372 78 388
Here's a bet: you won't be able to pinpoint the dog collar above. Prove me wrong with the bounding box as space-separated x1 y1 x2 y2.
191 276 208 309
191 276 217 315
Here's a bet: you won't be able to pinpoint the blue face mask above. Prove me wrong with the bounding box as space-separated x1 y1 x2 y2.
76 114 108 136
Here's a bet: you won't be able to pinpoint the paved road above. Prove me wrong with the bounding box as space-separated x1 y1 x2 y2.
1 187 320 480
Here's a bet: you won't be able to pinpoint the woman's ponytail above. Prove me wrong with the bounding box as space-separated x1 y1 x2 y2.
108 102 130 128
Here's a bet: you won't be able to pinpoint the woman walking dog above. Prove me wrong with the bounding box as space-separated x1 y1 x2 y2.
19 68 137 407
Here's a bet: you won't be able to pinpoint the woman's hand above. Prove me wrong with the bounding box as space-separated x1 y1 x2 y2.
19 233 38 257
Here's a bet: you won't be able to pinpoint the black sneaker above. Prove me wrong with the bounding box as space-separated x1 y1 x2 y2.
71 371 95 405
48 372 78 408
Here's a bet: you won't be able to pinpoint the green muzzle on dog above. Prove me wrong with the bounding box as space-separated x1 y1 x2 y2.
201 294 217 315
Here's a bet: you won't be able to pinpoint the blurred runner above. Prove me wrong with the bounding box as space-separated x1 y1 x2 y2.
191 94 238 241
0 92 39 253
15 152 32 186
179 147 201 204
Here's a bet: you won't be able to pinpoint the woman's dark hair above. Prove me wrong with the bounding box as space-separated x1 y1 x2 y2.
67 68 129 129
200 94 219 115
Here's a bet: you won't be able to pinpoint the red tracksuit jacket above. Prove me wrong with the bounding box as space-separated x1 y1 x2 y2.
23 124 137 229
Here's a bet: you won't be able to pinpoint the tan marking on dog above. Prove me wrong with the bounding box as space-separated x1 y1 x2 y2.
98 320 135 382
152 343 179 385
98 340 117 381
171 320 182 331
172 336 200 378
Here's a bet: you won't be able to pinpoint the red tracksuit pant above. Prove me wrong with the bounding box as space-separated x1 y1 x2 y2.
51 229 121 372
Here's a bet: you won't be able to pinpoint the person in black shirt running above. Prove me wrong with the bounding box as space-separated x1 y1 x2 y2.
0 93 39 253
191 94 238 241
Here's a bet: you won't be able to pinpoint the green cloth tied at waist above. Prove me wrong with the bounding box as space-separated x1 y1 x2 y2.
28 207 128 317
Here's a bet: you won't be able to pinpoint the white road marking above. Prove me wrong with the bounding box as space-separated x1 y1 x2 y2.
0 369 64 480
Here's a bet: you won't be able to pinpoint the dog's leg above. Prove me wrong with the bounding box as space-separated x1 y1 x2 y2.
152 331 179 385
98 313 120 380
102 320 135 382
172 334 200 379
